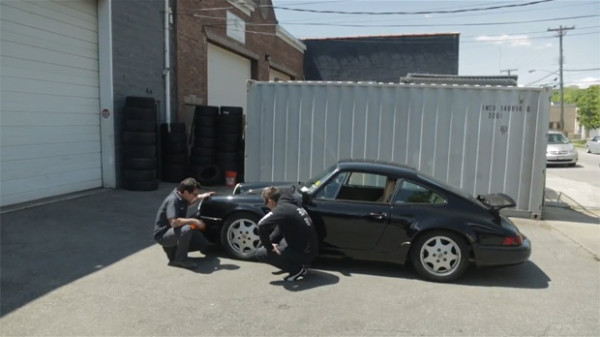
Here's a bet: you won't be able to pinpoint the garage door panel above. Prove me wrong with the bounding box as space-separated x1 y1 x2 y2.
2 21 98 58
1 92 99 114
207 43 250 112
1 142 100 161
1 2 97 41
1 153 101 182
1 126 100 146
2 76 99 98
2 56 98 85
2 40 98 70
2 171 103 206
17 0 97 29
1 110 98 127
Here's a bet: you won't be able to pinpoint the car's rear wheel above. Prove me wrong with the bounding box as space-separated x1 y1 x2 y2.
411 230 469 282
220 212 261 260
585 145 591 153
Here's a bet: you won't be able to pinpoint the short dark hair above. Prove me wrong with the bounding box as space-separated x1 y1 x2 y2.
177 177 201 193
262 186 280 203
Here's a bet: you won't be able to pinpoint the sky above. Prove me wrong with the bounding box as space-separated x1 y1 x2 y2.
270 0 600 88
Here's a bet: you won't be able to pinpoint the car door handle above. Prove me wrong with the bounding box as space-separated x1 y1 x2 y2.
368 212 387 221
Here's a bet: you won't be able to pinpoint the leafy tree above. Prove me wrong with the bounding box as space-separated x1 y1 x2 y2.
575 86 600 129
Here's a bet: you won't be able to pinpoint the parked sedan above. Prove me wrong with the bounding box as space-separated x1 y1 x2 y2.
196 160 531 282
546 131 578 166
585 135 600 154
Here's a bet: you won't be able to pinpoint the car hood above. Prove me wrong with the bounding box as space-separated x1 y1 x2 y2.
233 181 296 195
547 143 574 152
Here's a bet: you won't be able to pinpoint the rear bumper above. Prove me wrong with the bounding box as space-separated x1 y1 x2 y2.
473 238 531 267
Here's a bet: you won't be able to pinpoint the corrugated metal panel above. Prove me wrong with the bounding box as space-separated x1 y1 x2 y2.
246 81 551 218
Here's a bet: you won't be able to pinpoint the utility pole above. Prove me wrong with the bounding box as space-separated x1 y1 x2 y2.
548 25 574 132
500 68 518 76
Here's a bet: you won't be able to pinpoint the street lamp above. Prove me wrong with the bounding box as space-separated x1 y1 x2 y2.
529 69 564 131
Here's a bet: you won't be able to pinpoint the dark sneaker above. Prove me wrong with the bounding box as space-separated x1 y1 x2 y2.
284 266 307 282
168 259 197 269
271 270 286 275
162 246 176 261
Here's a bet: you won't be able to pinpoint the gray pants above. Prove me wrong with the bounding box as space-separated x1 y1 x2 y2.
156 225 210 261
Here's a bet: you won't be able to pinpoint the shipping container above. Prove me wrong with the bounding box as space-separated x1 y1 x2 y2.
246 81 551 218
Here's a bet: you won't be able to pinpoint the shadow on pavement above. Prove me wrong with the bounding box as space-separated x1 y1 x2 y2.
270 269 340 291
0 183 232 318
543 187 599 224
308 258 549 289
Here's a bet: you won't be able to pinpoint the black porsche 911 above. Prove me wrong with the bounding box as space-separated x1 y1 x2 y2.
196 159 531 282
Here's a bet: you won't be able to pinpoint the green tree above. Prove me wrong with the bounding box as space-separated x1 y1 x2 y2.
575 86 600 129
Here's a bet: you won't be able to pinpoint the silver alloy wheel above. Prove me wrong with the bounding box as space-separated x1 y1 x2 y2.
419 235 462 276
225 218 260 256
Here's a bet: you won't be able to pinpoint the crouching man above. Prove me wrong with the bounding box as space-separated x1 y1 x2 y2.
256 186 318 281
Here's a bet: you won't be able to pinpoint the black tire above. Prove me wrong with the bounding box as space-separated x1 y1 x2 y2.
195 105 219 117
122 132 157 145
161 164 187 183
126 96 156 109
122 169 157 181
218 113 243 125
195 115 218 127
161 123 187 144
220 212 261 260
162 141 187 154
124 120 157 132
122 145 156 157
410 230 469 282
163 154 188 165
190 155 215 166
193 136 216 148
122 179 159 191
195 126 216 139
191 147 216 157
123 157 157 170
220 106 243 115
191 164 221 186
217 123 242 133
123 107 157 121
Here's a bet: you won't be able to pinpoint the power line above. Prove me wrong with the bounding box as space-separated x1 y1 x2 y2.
272 0 555 15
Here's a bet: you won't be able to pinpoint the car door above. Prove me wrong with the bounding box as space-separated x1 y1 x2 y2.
307 171 393 251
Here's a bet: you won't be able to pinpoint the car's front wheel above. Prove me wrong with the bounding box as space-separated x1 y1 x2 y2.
220 212 261 260
585 145 591 153
411 230 469 282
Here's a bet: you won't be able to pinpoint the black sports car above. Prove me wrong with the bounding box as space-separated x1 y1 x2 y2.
196 159 531 282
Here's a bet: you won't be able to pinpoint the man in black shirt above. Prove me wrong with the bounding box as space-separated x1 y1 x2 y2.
154 178 215 269
256 186 318 281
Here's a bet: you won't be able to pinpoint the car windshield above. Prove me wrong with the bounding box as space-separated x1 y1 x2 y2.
547 133 569 144
301 164 337 193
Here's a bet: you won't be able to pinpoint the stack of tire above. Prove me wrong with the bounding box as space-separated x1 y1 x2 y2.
121 96 159 191
189 105 221 186
216 106 244 184
160 122 188 183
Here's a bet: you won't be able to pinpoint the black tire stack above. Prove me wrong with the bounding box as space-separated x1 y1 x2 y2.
160 123 188 183
216 106 244 184
121 96 159 191
189 105 221 186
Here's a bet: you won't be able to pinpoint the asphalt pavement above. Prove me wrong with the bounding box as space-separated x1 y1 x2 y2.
1 172 598 336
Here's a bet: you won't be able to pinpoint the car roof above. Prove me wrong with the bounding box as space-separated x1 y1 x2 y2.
336 159 418 176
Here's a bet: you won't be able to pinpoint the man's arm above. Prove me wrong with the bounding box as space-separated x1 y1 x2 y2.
168 217 206 230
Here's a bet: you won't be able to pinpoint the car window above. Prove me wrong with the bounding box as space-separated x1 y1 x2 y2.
393 180 446 205
316 171 393 203
314 172 348 200
547 133 569 144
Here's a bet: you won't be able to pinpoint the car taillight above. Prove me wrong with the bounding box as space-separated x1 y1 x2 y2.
502 234 523 246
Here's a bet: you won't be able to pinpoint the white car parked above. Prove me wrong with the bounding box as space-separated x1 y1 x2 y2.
546 131 578 166
585 136 600 154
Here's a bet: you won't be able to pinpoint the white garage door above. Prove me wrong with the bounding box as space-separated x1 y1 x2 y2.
207 43 251 113
0 0 101 207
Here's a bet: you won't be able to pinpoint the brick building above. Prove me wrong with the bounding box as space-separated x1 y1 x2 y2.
175 0 305 125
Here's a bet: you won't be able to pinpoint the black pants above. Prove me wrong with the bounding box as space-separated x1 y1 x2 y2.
255 240 316 274
156 225 210 261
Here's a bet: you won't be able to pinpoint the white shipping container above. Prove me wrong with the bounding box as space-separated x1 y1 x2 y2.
245 81 551 218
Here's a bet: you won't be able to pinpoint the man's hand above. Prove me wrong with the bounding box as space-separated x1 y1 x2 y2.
272 243 281 255
190 219 207 231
